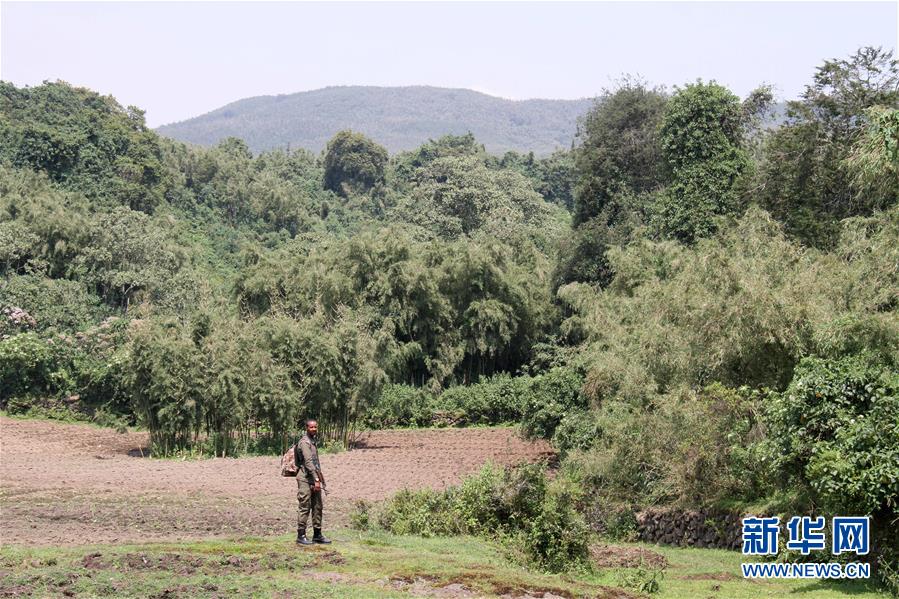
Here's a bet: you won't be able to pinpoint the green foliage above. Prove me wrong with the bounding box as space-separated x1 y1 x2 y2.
364 383 435 428
522 476 592 573
393 133 485 182
236 228 558 390
323 130 388 197
371 463 591 573
573 79 668 228
616 559 665 595
655 81 749 242
1 275 102 333
364 369 591 432
72 208 187 311
846 106 899 201
0 81 170 212
551 409 600 455
561 206 899 405
763 354 899 517
126 319 203 453
392 154 567 252
519 366 587 441
377 488 458 537
759 47 899 246
560 79 667 289
364 374 534 429
434 373 530 425
563 384 766 510
0 332 56 404
0 317 131 421
0 164 90 278
552 192 647 290
495 149 576 211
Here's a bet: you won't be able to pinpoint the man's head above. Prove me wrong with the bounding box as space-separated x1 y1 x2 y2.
305 419 318 438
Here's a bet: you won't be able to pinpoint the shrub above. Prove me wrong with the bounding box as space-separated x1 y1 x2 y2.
377 488 458 537
520 367 586 440
349 499 373 531
616 559 666 594
0 333 56 404
436 374 528 425
563 384 766 509
436 385 484 425
764 354 899 517
552 409 600 455
364 384 435 428
523 477 592 572
366 463 590 573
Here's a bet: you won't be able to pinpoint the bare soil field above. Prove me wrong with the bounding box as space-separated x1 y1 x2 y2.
0 417 554 547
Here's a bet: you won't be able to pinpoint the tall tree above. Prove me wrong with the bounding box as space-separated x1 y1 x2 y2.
654 81 749 242
323 130 388 197
759 47 899 246
572 79 668 228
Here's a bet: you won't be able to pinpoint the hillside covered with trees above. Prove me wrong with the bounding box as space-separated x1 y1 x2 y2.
2 46 897 587
156 85 592 155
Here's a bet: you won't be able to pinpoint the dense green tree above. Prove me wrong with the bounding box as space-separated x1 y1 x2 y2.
0 165 90 278
654 81 749 242
845 106 899 201
0 81 170 212
392 155 566 252
323 130 389 197
764 355 898 518
71 208 186 311
393 133 485 183
572 80 668 228
496 150 576 211
759 47 899 245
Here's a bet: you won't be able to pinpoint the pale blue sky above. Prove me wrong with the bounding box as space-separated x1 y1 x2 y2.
2 2 896 127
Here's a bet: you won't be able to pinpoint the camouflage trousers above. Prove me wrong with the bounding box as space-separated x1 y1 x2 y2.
296 477 323 532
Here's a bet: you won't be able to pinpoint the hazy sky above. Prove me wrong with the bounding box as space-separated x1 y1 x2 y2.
2 2 896 127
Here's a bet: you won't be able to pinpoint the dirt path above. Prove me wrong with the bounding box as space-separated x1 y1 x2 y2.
0 417 554 547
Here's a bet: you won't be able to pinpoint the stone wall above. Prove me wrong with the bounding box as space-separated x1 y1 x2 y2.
635 508 744 550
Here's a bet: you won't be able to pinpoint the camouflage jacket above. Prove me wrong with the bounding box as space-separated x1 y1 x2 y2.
294 433 322 483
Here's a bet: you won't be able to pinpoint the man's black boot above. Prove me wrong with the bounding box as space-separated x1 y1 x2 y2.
296 530 313 545
312 528 332 544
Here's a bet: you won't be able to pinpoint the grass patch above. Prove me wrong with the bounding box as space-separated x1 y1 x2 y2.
586 542 888 599
0 532 890 598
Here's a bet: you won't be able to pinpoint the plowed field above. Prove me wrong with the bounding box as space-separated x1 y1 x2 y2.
0 417 554 546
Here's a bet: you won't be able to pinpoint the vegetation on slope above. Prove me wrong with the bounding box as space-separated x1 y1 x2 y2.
156 85 592 155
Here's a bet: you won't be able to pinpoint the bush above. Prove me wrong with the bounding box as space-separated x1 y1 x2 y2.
0 275 104 333
552 409 600 455
377 488 458 537
764 354 899 517
563 384 765 509
520 367 586 440
349 499 373 530
436 374 529 426
523 477 592 572
364 375 530 429
0 333 57 404
364 463 591 573
365 384 435 428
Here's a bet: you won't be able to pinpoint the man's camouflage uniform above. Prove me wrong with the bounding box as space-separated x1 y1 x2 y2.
294 432 324 533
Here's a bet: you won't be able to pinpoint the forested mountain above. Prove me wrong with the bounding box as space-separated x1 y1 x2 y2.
156 86 592 155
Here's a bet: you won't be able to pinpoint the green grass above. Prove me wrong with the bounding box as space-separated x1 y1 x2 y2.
0 531 889 598
601 543 887 599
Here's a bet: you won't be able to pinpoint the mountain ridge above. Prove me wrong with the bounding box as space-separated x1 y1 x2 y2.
155 85 594 155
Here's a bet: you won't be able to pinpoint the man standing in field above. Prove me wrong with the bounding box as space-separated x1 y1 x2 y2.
294 419 332 545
